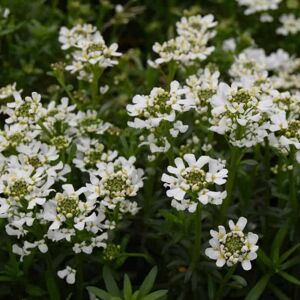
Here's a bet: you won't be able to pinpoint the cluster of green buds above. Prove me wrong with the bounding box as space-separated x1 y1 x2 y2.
103 170 131 199
182 167 208 193
103 243 121 261
4 179 32 201
56 193 79 218
219 231 247 264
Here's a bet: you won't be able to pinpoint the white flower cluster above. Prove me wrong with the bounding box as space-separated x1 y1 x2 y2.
229 47 300 90
277 14 300 36
59 24 122 81
236 0 282 15
0 88 145 275
209 78 273 148
184 67 220 118
127 81 190 155
161 154 227 212
205 217 259 271
150 14 217 66
86 156 144 215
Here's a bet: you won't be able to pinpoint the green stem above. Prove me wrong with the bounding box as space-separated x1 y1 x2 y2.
214 265 237 300
166 61 177 86
76 254 83 300
55 77 79 108
91 68 103 108
45 253 60 300
219 146 242 224
191 203 202 268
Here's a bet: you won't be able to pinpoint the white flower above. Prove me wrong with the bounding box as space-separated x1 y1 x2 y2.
209 80 272 148
277 14 300 36
59 24 122 81
0 83 20 99
236 0 282 15
86 156 144 213
162 154 227 212
57 266 76 285
127 81 187 129
222 38 236 52
151 14 217 66
183 68 219 115
170 121 188 137
205 217 259 270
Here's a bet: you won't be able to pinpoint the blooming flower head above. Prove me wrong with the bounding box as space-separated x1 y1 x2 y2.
236 0 282 15
277 14 300 36
161 154 228 212
209 79 272 147
59 24 122 81
205 217 259 270
150 14 217 66
86 156 144 215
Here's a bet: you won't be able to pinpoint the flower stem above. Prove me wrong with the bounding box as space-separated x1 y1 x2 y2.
76 254 84 300
91 68 103 108
45 253 60 300
191 203 202 268
219 146 242 224
214 265 237 300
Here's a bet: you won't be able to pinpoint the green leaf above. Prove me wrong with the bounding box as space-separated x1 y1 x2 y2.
279 271 300 286
279 244 300 264
103 266 121 297
269 283 291 300
45 268 61 300
271 224 289 264
280 255 300 270
258 249 273 269
141 290 168 300
26 284 46 296
138 267 158 299
231 275 247 288
86 286 111 300
245 273 271 300
123 274 133 300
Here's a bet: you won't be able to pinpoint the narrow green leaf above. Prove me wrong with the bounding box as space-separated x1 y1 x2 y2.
141 290 168 300
86 286 111 300
269 283 291 300
138 267 158 299
279 244 300 264
258 249 273 269
245 273 271 300
279 271 300 286
103 266 121 297
45 269 61 300
271 224 289 264
124 274 133 300
280 255 300 270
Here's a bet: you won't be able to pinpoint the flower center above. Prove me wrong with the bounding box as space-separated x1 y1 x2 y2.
56 193 79 218
183 168 207 192
104 173 129 198
51 135 68 150
8 179 30 199
27 155 42 168
283 120 300 139
222 232 245 256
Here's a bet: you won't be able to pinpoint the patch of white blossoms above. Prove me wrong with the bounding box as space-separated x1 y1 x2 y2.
236 0 282 15
161 154 228 212
59 24 122 81
209 78 273 148
86 156 144 215
205 217 259 270
150 14 217 66
127 81 190 156
277 14 300 36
